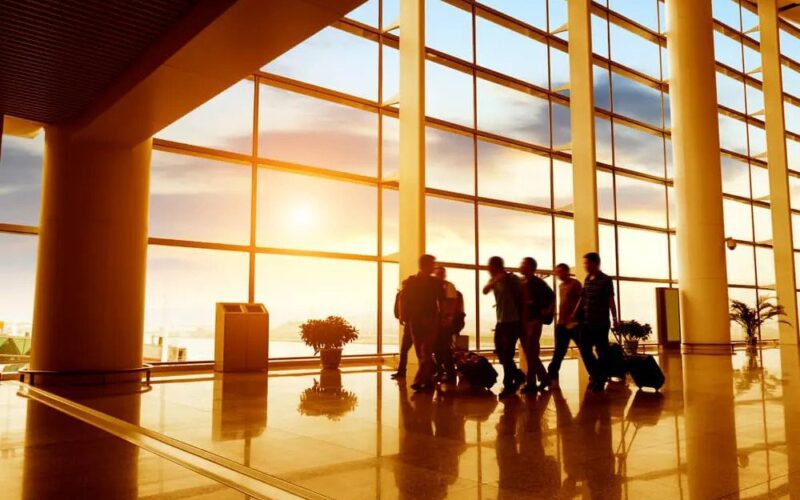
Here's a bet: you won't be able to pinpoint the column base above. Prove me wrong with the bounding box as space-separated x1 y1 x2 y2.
681 343 734 355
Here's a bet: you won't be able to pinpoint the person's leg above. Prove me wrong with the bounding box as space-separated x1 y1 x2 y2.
548 324 570 381
577 324 600 381
593 324 611 384
494 322 521 388
411 319 437 389
394 325 413 376
441 326 456 379
528 320 550 386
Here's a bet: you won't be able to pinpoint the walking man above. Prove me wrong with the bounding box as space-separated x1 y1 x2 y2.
575 252 618 392
483 256 525 398
519 257 554 394
547 263 583 388
399 254 444 392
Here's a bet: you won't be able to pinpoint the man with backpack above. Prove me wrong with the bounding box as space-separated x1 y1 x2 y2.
519 257 555 393
399 254 445 392
483 256 525 398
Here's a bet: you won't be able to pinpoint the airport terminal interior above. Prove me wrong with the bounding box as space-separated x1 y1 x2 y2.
6 0 800 498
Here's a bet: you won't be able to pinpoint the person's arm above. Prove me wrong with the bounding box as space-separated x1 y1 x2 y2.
482 276 497 295
608 281 619 327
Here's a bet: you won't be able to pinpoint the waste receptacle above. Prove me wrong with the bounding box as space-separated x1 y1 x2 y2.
215 303 269 372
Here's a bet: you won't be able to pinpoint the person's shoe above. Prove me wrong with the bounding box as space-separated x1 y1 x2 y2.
390 371 406 380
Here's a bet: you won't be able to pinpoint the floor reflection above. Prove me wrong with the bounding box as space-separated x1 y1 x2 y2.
9 347 800 498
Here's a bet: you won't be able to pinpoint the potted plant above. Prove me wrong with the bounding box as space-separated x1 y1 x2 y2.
614 320 652 355
299 316 359 369
730 297 788 350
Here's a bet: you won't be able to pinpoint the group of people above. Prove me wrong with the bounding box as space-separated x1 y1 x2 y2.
395 251 618 396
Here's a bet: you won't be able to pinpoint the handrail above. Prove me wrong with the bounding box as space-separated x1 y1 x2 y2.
18 364 153 386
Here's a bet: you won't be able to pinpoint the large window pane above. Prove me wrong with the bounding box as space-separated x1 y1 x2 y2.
613 123 665 177
426 196 475 264
255 254 378 357
476 17 548 88
478 0 547 29
478 206 553 270
723 199 754 241
477 140 550 207
144 246 249 361
614 174 667 228
0 234 37 339
263 27 378 101
0 134 43 226
426 61 474 127
617 227 669 279
726 244 756 285
618 280 660 337
477 78 549 146
609 24 661 79
149 151 251 244
427 126 474 195
426 0 472 60
157 80 253 154
259 85 378 176
611 73 664 128
257 169 377 255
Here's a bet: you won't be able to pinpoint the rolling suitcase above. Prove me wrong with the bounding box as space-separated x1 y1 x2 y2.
626 354 665 391
605 343 627 381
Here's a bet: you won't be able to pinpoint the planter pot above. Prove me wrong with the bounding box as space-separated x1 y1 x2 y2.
320 348 343 369
624 339 639 355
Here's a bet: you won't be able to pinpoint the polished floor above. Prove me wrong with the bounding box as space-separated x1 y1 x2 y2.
5 347 800 499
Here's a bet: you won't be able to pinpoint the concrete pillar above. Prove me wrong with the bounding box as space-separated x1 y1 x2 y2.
398 0 426 281
667 0 730 350
31 130 151 374
568 0 599 281
759 0 799 344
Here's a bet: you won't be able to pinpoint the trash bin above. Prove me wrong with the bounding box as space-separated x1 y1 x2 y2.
215 303 269 372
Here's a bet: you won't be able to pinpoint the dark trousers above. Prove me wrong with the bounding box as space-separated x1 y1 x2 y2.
494 322 523 386
434 325 456 377
397 325 413 373
579 323 610 383
407 318 438 386
548 324 580 380
521 320 550 387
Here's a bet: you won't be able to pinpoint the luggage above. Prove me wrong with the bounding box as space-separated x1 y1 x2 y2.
454 351 498 389
605 343 627 381
626 354 665 391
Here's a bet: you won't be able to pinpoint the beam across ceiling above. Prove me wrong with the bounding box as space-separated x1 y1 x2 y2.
68 0 365 145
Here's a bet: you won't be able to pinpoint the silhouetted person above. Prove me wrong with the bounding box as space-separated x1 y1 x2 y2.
433 265 461 382
483 256 525 398
400 254 445 392
519 257 554 393
547 263 583 387
575 252 618 392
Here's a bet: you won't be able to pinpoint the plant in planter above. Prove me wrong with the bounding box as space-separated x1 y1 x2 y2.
299 316 359 369
730 297 788 349
614 320 652 355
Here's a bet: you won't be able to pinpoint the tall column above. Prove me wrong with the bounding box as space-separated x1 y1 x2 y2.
759 0 799 344
568 0 599 280
667 0 730 350
398 0 425 281
31 129 151 375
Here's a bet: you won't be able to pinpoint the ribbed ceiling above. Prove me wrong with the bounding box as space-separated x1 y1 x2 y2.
0 0 198 124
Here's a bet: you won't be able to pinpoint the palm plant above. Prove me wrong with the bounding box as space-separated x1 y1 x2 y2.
729 297 789 345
